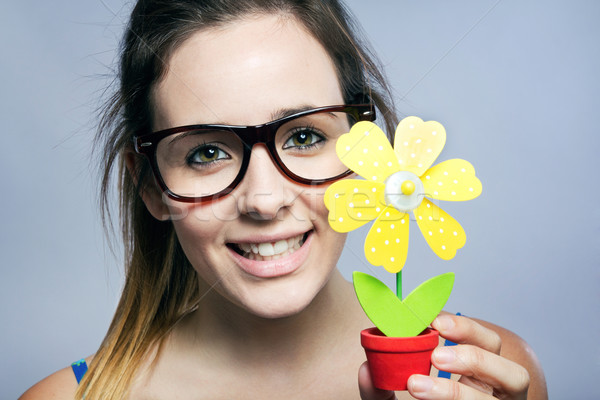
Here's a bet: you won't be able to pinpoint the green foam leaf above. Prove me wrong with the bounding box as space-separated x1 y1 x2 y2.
353 271 455 337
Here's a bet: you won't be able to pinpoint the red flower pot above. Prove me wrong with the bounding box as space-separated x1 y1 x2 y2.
361 327 439 391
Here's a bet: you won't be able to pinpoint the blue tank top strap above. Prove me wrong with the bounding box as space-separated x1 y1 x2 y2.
437 312 462 379
71 359 88 384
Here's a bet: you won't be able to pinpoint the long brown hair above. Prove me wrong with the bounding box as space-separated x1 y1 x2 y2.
80 0 397 398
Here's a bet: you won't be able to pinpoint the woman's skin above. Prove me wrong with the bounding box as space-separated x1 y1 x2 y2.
20 13 546 400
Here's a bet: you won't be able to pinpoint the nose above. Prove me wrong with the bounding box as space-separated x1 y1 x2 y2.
236 144 293 220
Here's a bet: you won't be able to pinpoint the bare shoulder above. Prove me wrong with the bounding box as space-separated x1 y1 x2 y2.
471 317 548 399
19 356 92 400
19 367 78 400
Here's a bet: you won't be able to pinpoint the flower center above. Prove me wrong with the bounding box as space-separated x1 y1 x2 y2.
384 171 424 212
401 180 416 195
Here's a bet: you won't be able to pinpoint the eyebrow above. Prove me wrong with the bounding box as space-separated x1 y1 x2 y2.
270 105 318 121
165 104 330 145
185 104 326 127
163 103 343 147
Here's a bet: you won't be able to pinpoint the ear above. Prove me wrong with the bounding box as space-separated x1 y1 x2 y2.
125 149 171 221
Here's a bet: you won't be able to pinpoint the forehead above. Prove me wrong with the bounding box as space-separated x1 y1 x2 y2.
151 14 343 130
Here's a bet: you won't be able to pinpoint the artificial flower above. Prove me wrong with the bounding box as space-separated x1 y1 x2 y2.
325 117 482 273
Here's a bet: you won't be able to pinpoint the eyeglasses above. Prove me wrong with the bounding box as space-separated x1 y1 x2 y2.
134 101 375 203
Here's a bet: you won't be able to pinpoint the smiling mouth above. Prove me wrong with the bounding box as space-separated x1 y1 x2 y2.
228 232 309 262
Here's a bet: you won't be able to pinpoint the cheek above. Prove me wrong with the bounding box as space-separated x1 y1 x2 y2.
328 228 348 258
297 187 347 251
169 212 230 290
313 188 348 261
291 185 330 223
167 201 234 266
165 196 241 224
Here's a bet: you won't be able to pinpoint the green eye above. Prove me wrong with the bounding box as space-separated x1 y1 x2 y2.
283 130 324 149
293 132 314 146
189 145 229 165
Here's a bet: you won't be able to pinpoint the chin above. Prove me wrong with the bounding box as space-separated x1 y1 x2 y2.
234 277 326 320
251 303 307 320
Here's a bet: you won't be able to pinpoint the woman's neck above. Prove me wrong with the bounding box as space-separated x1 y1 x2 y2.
130 269 372 398
177 269 367 368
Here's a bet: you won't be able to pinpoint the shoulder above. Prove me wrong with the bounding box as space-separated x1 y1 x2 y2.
19 357 91 400
19 367 77 400
471 317 548 399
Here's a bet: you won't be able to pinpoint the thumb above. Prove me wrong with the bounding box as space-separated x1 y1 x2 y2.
358 362 397 400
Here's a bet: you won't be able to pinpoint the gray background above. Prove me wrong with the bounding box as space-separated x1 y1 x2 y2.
2 1 598 398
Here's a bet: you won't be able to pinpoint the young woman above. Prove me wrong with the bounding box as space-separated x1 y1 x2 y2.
20 0 546 399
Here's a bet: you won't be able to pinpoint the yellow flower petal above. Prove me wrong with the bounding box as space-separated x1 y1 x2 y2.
414 198 466 260
394 116 446 177
324 179 386 232
336 121 400 183
364 208 410 273
422 159 482 201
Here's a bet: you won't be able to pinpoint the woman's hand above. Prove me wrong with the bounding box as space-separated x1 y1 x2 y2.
407 314 530 399
358 362 397 400
359 314 544 399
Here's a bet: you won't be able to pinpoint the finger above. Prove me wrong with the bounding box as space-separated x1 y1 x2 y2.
431 345 530 396
432 314 501 354
358 362 397 400
456 375 493 396
408 375 496 400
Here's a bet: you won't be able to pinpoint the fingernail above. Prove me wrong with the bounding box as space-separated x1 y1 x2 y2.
433 347 455 364
409 375 434 394
432 314 454 332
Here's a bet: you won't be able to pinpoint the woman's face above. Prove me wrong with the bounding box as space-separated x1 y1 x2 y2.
148 14 348 319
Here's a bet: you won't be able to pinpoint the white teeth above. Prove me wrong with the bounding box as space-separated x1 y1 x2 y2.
235 233 306 260
273 240 289 255
258 242 275 257
240 243 252 253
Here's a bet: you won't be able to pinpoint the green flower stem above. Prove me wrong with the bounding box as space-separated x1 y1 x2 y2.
396 271 402 300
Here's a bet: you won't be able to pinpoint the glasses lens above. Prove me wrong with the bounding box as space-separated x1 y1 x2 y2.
275 110 356 180
156 129 244 198
153 109 358 198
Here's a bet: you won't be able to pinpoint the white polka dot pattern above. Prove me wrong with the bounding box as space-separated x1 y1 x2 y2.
325 116 480 271
422 159 482 201
393 116 446 177
414 198 466 260
324 179 387 233
364 207 409 273
335 121 399 184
